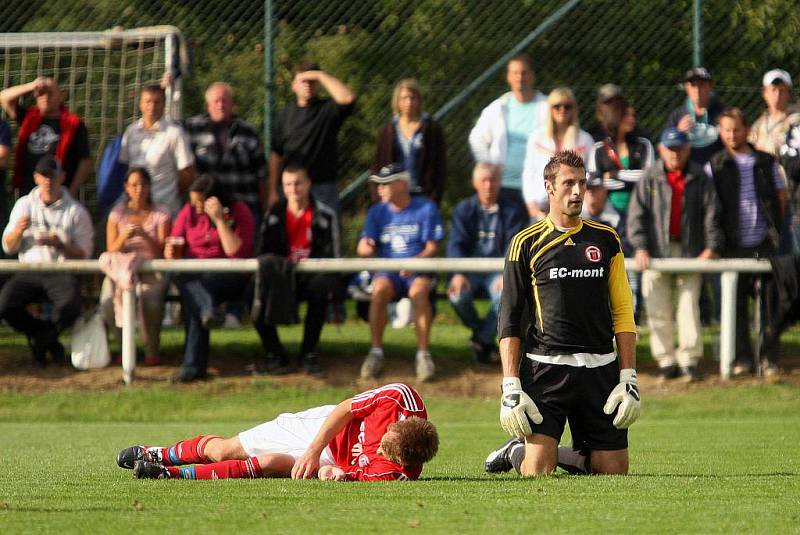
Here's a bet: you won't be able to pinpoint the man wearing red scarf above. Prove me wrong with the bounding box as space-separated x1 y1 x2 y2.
0 78 92 197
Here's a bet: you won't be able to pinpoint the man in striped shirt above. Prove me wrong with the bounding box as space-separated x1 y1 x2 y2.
116 383 438 482
707 107 786 377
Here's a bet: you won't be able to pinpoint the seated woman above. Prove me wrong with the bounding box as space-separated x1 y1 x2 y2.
370 78 446 205
166 174 255 382
521 87 595 221
100 167 170 365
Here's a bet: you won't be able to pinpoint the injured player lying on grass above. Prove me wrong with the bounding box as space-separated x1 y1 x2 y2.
116 383 439 481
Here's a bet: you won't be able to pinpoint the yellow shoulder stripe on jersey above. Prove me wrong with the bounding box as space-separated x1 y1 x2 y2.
582 218 623 248
529 219 584 332
507 219 548 261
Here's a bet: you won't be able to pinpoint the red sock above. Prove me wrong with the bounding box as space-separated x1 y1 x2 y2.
167 457 263 480
159 435 221 466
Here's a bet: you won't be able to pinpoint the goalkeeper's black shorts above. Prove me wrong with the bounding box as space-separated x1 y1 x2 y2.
519 357 628 452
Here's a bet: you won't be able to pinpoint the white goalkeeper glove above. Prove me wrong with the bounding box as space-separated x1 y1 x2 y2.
499 377 542 438
603 368 641 429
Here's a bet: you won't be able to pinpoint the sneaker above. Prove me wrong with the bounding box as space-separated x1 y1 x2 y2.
485 438 524 473
300 352 324 377
201 306 226 330
360 349 384 379
657 364 680 382
680 366 700 383
250 352 291 376
117 445 163 469
762 361 780 378
415 351 435 382
732 363 752 377
170 367 206 383
133 460 170 479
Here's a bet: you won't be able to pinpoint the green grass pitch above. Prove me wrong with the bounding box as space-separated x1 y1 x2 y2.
0 383 798 534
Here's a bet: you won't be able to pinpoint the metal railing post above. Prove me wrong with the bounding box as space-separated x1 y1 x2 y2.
719 270 738 380
121 287 137 384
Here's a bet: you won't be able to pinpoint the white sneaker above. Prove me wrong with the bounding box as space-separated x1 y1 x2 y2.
361 349 384 379
415 351 435 382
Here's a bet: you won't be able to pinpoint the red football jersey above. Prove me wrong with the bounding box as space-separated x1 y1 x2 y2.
328 383 428 481
285 206 313 261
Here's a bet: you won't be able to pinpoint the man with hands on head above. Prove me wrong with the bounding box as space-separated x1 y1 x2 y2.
269 61 356 216
117 383 438 482
0 77 92 198
484 150 640 477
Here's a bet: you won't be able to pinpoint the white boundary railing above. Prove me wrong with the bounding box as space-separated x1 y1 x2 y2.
0 258 772 384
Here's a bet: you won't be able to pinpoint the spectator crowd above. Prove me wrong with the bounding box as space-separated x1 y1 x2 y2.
0 56 796 382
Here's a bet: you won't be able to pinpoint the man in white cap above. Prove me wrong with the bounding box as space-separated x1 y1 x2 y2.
750 69 799 156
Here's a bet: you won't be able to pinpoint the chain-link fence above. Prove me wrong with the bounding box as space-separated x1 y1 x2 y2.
2 0 800 212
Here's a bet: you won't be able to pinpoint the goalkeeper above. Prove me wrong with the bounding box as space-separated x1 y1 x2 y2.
485 150 640 476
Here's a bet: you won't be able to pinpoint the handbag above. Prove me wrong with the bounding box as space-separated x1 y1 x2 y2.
71 311 111 370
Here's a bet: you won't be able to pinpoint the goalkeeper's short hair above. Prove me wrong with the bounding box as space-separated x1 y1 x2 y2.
383 417 439 466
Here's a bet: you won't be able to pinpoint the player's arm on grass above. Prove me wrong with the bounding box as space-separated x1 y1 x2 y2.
604 248 641 429
497 232 542 438
291 398 354 480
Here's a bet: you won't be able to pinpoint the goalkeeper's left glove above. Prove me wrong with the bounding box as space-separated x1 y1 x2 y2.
603 368 641 429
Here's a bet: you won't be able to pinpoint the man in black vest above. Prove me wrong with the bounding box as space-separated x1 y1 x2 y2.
707 108 786 377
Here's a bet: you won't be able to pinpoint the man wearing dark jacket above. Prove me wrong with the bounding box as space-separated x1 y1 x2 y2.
706 108 786 377
628 128 723 381
254 164 342 376
448 162 526 365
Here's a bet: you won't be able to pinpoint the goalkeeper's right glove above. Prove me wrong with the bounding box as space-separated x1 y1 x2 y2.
499 377 542 438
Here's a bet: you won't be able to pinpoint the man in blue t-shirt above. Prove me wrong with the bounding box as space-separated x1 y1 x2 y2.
357 164 444 382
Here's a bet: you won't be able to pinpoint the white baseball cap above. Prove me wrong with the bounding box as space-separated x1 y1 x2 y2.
763 69 792 87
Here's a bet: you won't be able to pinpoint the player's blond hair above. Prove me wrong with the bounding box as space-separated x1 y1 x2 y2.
382 417 439 466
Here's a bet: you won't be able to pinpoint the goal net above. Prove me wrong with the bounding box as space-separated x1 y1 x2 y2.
0 26 189 207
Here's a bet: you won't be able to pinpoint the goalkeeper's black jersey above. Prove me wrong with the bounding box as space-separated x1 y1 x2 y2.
497 217 636 355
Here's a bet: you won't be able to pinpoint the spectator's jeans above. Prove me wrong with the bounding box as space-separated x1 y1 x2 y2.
448 273 502 347
175 272 247 376
641 252 703 370
725 239 775 367
100 274 168 356
0 273 81 340
254 273 343 357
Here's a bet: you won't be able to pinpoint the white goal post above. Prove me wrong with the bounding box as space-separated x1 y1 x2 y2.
0 26 189 205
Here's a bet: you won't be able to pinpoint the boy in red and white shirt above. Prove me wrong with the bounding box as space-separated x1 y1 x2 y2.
117 383 438 482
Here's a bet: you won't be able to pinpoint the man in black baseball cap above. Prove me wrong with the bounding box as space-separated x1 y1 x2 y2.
664 66 725 165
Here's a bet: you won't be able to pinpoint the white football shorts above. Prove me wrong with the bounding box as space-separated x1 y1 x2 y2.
238 404 337 465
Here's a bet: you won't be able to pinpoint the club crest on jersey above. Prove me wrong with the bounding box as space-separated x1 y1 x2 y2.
584 245 602 262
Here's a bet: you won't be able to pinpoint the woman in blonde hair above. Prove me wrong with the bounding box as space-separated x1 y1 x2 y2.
521 87 594 220
370 78 446 204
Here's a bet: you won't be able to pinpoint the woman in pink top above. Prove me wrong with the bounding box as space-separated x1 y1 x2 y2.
100 168 170 365
165 174 254 382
